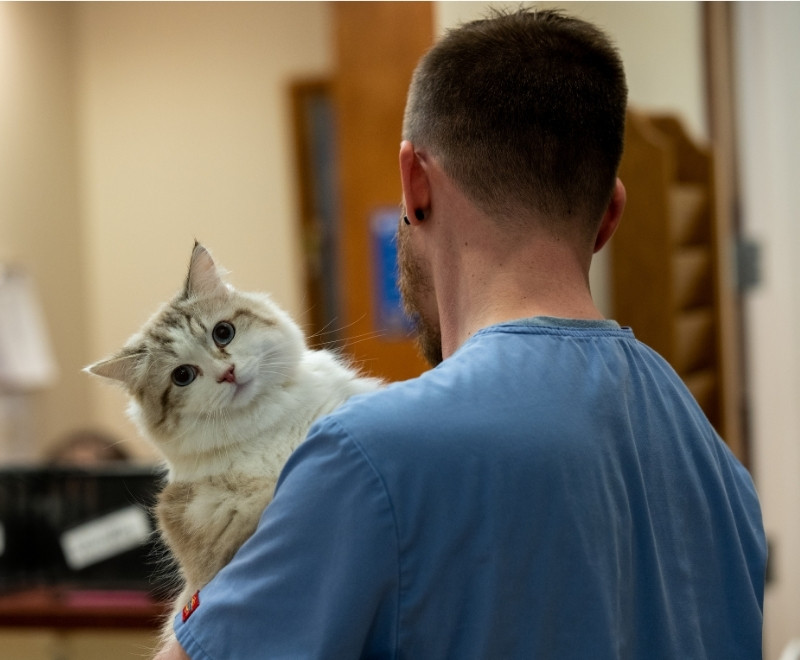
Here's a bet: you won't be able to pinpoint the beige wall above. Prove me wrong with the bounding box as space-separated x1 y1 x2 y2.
0 3 91 456
73 2 333 457
1 2 332 459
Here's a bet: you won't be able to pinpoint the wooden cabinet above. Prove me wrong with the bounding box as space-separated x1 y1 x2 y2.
0 588 166 659
0 629 59 660
0 628 158 660
611 110 744 460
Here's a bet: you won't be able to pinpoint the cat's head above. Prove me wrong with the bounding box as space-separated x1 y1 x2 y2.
86 243 305 457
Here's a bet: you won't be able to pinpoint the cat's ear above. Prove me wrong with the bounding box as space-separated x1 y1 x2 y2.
84 353 141 387
183 242 228 299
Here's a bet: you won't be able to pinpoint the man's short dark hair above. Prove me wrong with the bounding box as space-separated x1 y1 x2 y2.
403 8 628 235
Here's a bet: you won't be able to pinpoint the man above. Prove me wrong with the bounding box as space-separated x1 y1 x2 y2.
157 9 765 659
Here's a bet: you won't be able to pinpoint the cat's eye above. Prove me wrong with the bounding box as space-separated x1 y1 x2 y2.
212 321 235 347
172 365 197 387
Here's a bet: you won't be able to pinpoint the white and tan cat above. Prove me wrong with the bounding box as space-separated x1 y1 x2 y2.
86 242 382 630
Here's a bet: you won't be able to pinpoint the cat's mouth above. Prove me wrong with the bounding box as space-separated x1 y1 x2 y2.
227 377 255 405
218 365 252 400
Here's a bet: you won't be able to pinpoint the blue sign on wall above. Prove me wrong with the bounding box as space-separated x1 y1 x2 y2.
370 208 413 337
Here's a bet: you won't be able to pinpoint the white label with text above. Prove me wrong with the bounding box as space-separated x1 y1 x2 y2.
60 505 152 570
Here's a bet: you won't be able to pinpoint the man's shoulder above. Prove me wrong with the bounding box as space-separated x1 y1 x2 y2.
322 372 447 438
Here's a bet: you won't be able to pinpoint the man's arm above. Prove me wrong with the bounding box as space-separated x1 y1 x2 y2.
153 638 190 660
170 417 399 658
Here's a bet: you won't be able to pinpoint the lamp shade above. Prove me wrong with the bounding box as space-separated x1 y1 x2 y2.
0 267 58 391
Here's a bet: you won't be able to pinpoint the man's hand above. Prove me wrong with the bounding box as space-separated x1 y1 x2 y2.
153 638 190 660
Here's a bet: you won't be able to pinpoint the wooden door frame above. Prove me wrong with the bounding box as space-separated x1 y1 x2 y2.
702 2 749 464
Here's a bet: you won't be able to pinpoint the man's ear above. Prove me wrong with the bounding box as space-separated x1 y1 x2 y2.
399 140 431 223
594 178 626 253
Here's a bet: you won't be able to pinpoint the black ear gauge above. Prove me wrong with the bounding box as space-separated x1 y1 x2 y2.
402 209 425 225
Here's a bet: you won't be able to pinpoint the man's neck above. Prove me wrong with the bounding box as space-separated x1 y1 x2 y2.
432 225 602 360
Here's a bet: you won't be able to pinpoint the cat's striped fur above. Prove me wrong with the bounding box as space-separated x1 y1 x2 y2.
86 243 382 636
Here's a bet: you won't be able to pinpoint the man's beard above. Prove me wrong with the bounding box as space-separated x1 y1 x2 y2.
396 221 443 367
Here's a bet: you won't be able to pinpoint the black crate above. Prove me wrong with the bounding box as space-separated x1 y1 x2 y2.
0 465 170 594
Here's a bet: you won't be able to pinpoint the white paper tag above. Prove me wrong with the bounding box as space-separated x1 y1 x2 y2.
60 505 152 571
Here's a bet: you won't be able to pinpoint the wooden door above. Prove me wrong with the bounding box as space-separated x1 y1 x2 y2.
332 2 434 381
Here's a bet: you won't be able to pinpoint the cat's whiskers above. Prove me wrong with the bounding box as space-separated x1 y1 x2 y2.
314 329 388 348
254 351 296 382
305 313 390 351
305 314 369 340
305 315 343 338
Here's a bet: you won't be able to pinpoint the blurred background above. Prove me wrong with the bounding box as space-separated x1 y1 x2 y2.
0 2 797 658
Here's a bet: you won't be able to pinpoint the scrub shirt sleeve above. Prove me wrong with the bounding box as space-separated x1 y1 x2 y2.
173 415 400 659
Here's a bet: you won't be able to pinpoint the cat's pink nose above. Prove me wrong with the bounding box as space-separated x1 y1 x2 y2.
218 365 236 384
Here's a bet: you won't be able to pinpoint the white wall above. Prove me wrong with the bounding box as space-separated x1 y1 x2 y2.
73 2 332 456
734 3 800 657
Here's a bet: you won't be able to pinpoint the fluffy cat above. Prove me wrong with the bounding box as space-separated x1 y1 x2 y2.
86 242 382 632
